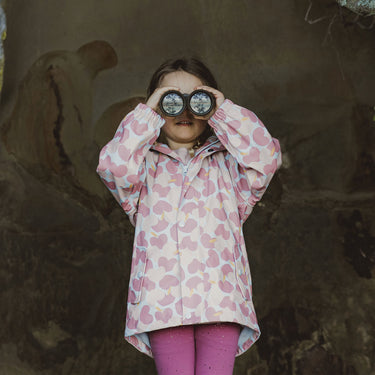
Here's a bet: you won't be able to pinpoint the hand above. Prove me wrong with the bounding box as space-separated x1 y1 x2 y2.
193 85 225 120
146 86 180 112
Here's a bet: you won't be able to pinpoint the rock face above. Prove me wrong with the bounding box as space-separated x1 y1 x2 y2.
0 1 375 375
0 3 5 92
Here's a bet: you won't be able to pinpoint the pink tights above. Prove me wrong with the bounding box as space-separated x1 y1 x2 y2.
149 323 241 375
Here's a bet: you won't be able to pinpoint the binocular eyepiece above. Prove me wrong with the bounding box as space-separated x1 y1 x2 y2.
159 90 215 117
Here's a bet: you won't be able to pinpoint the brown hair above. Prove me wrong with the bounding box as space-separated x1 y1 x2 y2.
146 57 218 99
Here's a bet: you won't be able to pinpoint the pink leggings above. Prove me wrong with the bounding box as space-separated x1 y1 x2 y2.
149 323 241 375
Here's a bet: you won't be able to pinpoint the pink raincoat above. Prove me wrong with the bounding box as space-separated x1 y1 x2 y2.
97 99 282 357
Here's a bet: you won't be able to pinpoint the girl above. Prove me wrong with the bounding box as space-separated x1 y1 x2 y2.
97 58 282 374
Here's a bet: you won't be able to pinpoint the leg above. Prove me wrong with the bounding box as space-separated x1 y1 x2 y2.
149 325 195 375
195 323 241 375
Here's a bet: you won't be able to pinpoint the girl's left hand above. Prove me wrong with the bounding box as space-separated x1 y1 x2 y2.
194 85 225 120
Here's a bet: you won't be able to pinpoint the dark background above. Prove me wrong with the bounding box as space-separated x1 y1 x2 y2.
0 1 374 374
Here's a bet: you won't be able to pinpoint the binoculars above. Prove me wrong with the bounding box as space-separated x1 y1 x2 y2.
159 90 215 117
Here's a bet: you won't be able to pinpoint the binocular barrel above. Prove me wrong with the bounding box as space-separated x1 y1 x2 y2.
159 90 215 117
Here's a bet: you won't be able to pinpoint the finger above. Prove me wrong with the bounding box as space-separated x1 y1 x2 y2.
194 86 225 109
194 85 222 96
155 86 181 94
146 86 181 110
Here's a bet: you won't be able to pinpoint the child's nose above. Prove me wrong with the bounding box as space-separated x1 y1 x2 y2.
183 108 194 118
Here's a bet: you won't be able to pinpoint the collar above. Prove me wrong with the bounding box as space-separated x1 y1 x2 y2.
150 135 226 160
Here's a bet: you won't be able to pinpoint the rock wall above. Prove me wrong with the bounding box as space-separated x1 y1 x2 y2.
0 1 374 374
0 1 5 92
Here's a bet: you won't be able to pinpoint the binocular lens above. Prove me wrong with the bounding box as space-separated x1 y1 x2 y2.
159 90 214 117
160 92 184 116
189 91 213 116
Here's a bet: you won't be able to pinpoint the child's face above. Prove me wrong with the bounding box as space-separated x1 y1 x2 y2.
159 71 208 150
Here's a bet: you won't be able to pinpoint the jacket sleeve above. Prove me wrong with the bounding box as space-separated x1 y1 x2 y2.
208 99 282 220
96 103 165 225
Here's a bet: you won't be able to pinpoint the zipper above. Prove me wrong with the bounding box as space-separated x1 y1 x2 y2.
179 141 220 205
182 140 220 175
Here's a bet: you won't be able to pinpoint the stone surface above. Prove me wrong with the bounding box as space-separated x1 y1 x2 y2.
0 1 375 375
0 2 5 93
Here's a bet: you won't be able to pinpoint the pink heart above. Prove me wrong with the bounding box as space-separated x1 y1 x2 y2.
170 224 178 242
134 247 146 265
151 219 169 232
153 184 170 198
221 248 232 262
132 278 141 292
159 275 179 289
197 201 206 217
118 124 130 143
215 224 230 240
228 119 242 130
264 159 278 175
238 177 250 193
136 231 147 247
253 127 269 146
118 145 131 161
188 259 205 273
182 294 202 308
249 310 257 325
102 155 128 178
133 148 145 165
130 119 148 136
157 294 175 306
219 296 237 311
169 173 183 187
140 306 153 325
213 208 227 221
181 237 198 251
179 218 197 233
243 147 260 164
127 317 138 329
150 234 168 249
158 257 177 272
181 202 197 214
153 200 172 215
186 276 202 289
166 160 178 174
239 302 250 316
219 280 234 293
229 212 240 227
238 135 251 150
143 276 156 291
127 173 139 184
207 250 220 268
221 264 233 276
138 204 150 217
155 308 173 323
205 307 221 321
185 186 201 200
202 180 215 197
197 168 209 181
101 178 116 191
201 234 215 248
240 108 259 124
175 299 183 315
203 273 212 292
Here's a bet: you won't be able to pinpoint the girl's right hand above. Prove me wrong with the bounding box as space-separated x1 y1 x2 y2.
146 86 180 112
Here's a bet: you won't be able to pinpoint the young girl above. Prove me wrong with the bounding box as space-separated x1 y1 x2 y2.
97 58 282 375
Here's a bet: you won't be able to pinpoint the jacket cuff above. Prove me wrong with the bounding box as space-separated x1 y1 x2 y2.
133 103 165 128
208 99 238 126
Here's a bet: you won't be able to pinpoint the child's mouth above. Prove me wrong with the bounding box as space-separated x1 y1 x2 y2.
176 120 193 126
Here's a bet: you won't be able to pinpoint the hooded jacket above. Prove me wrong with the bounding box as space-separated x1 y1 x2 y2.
97 99 282 357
